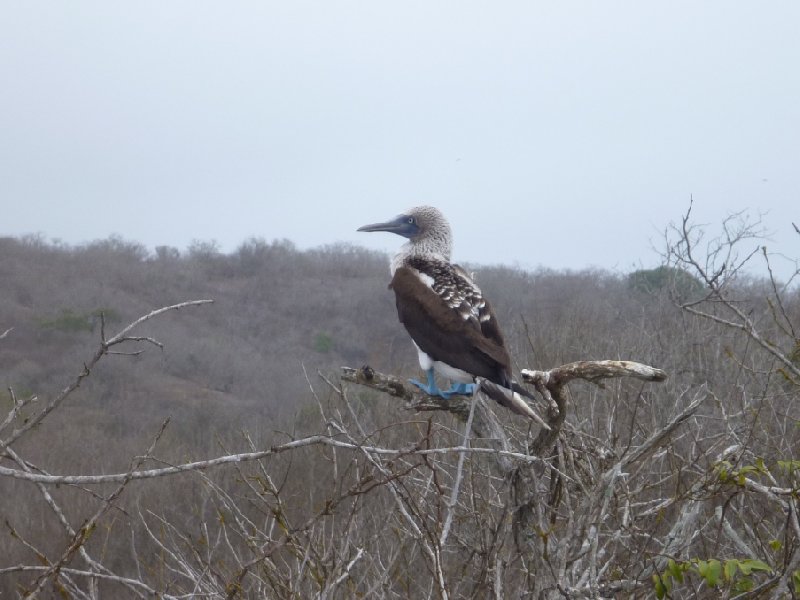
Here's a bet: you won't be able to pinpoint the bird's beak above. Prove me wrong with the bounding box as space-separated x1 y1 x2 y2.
357 215 411 236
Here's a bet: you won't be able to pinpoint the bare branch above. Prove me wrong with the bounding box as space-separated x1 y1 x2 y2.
105 299 214 347
343 361 666 418
618 387 707 469
521 360 667 387
340 365 520 468
439 393 478 547
0 435 561 485
0 389 37 437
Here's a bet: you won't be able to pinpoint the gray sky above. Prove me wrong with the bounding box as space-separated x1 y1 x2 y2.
1 2 798 278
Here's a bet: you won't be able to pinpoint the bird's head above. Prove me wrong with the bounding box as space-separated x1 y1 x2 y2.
358 206 452 261
358 205 450 241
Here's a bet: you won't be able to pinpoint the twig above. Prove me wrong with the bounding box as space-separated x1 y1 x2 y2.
0 388 38 437
618 387 707 469
105 300 214 347
439 392 478 547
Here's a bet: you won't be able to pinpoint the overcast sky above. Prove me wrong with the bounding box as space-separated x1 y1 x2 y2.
1 2 798 278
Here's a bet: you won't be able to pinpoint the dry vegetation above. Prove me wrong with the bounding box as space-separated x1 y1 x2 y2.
1 208 799 598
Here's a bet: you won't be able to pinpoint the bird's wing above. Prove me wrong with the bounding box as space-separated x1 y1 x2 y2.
390 263 511 383
449 264 507 349
406 259 499 329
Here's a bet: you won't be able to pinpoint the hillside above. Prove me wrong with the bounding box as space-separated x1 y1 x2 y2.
1 237 395 437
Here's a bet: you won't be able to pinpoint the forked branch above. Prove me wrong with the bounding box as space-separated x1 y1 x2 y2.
341 360 667 456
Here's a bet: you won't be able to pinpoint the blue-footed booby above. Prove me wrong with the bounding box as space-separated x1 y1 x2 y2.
358 206 538 419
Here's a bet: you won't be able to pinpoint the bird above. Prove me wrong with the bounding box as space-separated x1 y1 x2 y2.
358 206 539 419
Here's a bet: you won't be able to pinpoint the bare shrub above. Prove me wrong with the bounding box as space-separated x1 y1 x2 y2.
1 211 798 598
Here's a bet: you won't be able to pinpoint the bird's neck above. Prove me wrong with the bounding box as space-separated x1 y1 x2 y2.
391 236 452 275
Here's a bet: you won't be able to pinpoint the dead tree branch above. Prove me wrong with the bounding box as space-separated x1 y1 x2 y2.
342 360 667 458
0 435 560 486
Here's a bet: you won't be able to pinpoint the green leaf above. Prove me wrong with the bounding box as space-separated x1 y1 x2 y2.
695 560 708 580
770 539 783 552
737 559 772 575
724 559 738 581
667 558 684 583
777 459 800 473
696 559 722 587
706 559 722 586
653 574 666 599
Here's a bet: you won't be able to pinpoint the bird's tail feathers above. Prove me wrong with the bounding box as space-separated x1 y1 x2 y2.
511 381 536 401
478 379 550 429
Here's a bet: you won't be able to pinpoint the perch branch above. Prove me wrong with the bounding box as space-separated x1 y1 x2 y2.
340 365 553 426
523 360 666 454
520 360 667 388
340 365 519 471
342 361 666 454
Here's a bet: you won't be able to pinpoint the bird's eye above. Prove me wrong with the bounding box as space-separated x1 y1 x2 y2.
407 217 415 224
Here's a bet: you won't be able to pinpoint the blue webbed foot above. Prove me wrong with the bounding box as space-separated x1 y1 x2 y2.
409 370 476 399
410 368 448 396
444 382 477 396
